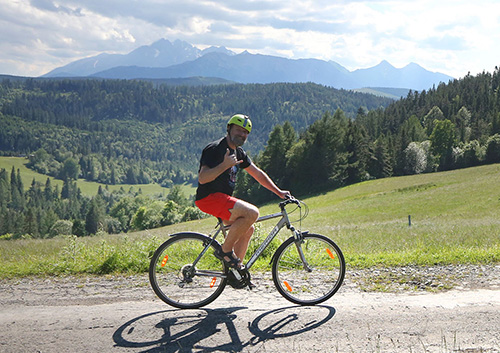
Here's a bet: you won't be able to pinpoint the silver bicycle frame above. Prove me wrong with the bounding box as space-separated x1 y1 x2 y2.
245 212 288 269
219 207 297 269
207 200 310 272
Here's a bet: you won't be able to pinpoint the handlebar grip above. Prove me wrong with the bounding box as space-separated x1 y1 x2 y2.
279 196 300 209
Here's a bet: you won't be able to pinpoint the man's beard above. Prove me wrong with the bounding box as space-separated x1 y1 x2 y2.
231 135 246 147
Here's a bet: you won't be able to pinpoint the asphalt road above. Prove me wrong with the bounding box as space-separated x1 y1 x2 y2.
1 274 499 352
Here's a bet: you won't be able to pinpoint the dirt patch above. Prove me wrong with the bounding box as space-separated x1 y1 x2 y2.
1 264 499 352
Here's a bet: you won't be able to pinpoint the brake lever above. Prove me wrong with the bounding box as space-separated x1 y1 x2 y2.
284 195 300 207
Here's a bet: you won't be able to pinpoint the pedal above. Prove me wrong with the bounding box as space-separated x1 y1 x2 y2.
227 268 254 289
230 268 242 281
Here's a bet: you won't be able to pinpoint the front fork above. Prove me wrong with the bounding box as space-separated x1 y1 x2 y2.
290 226 313 272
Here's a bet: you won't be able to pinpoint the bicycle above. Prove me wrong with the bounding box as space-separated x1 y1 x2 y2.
149 197 345 309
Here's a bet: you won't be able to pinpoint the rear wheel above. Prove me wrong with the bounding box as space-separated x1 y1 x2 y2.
149 233 227 309
272 233 345 305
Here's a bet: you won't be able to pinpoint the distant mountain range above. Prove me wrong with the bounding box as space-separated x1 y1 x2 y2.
43 39 454 91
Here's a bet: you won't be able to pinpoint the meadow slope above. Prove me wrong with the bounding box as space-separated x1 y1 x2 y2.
0 164 499 278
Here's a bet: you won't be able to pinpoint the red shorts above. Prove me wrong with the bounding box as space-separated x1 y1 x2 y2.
195 192 238 221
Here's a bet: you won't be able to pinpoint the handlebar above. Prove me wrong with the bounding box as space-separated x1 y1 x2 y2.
279 196 301 210
279 195 309 223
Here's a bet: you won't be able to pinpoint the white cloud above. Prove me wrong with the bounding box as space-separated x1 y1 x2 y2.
0 0 499 78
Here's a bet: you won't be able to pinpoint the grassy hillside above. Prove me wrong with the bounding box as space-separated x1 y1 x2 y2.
164 163 500 265
304 164 500 265
353 87 410 99
0 156 195 197
1 164 499 278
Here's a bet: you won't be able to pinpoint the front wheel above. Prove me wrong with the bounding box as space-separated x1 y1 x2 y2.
272 233 345 305
149 232 227 309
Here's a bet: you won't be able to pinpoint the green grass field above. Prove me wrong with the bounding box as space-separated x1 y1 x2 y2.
1 163 499 279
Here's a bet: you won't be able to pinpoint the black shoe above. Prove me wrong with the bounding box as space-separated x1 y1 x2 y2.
214 248 242 269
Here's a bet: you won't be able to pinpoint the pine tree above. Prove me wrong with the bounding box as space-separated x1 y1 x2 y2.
26 179 43 209
23 206 39 237
368 136 393 178
85 196 105 235
0 169 10 209
259 122 296 186
341 120 373 184
394 127 410 175
343 121 361 184
110 167 117 185
491 112 500 135
61 179 70 199
9 167 24 210
44 178 55 203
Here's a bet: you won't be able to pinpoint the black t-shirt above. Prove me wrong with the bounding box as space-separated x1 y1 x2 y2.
195 137 252 200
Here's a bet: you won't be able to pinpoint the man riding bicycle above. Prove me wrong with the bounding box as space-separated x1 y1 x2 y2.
195 114 290 274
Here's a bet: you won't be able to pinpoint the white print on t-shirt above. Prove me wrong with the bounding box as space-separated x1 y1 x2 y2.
229 165 238 188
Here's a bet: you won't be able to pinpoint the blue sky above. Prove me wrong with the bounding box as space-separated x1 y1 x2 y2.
1 0 499 78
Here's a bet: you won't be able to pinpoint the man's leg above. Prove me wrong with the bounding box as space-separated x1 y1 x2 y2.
233 224 255 264
222 199 259 264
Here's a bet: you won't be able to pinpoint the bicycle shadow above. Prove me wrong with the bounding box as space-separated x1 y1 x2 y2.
113 305 336 352
248 305 336 345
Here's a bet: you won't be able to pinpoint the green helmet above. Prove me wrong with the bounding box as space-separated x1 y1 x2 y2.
227 114 252 133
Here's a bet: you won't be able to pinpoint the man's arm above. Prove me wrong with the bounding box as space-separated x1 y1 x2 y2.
198 149 241 184
245 163 290 199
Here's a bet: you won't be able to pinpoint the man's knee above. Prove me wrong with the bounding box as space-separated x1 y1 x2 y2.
246 203 259 222
247 204 259 222
231 200 259 222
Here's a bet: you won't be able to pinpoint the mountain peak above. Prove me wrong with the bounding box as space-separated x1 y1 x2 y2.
375 60 395 69
403 62 424 70
201 46 235 56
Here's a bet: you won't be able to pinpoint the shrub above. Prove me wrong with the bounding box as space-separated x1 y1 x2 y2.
49 220 73 238
485 134 500 163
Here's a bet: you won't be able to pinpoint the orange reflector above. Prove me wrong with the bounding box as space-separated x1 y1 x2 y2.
160 255 168 267
326 248 335 259
210 277 217 288
284 281 293 292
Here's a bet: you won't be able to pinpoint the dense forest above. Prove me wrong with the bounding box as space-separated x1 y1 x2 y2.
1 67 500 238
0 79 391 186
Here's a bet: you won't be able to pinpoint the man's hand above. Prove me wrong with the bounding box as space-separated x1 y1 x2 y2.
278 190 292 199
222 149 242 169
198 149 242 185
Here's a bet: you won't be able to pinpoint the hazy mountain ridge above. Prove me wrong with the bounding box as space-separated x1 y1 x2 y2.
43 39 454 91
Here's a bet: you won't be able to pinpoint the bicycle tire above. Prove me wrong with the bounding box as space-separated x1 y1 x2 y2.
149 232 227 309
272 233 345 305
